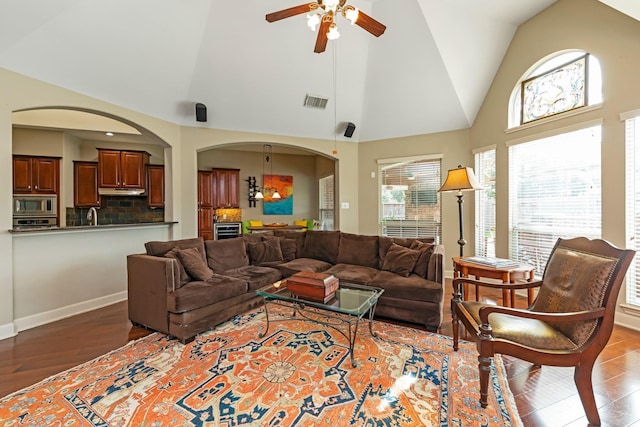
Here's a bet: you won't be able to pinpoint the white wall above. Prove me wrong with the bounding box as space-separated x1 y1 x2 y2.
11 225 173 331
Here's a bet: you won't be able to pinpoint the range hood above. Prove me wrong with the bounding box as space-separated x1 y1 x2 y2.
98 188 146 196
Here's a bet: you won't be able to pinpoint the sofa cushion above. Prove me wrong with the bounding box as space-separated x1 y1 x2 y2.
410 241 434 277
369 270 443 303
277 258 333 278
223 265 283 292
176 247 214 281
381 243 420 277
336 233 379 268
324 263 379 285
167 275 248 313
164 247 191 286
206 238 250 273
248 239 284 264
302 230 341 263
146 237 206 261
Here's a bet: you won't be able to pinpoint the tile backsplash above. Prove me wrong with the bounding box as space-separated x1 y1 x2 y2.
66 195 164 226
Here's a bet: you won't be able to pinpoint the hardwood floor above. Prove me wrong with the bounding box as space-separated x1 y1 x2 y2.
1 283 640 426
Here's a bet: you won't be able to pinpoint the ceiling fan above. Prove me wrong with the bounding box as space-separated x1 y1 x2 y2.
266 0 386 53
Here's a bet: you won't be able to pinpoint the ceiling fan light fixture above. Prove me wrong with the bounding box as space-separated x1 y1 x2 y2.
344 7 359 24
327 23 340 40
323 0 340 12
307 13 321 31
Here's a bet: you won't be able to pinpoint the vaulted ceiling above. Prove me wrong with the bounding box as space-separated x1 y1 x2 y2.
2 1 637 142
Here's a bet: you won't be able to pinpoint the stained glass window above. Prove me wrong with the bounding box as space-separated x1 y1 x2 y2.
521 54 588 124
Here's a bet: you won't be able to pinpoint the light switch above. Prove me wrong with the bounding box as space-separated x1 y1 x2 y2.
341 202 350 209
370 171 376 178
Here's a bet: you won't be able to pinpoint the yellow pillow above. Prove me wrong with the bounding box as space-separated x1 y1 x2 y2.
249 220 263 227
294 220 307 227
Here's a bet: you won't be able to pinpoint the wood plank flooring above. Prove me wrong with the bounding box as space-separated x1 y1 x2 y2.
1 283 639 426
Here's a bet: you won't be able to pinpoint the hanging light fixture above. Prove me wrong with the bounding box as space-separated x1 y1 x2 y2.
256 144 281 200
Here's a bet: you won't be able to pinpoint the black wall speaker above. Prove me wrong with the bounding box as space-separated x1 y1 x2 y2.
344 122 356 138
195 103 207 122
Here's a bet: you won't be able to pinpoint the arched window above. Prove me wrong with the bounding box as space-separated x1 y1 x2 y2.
508 50 602 128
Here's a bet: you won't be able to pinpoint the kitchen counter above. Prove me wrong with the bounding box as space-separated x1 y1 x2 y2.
9 221 178 234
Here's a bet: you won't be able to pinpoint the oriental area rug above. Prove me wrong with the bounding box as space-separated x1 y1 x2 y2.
0 307 522 426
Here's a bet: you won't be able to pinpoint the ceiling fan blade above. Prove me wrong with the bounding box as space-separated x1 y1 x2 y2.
266 3 319 23
314 16 332 53
353 10 386 37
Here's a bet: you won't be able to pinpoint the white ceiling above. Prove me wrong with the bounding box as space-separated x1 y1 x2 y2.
2 1 636 143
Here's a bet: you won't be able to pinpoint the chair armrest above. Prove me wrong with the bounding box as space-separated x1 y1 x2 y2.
478 305 606 325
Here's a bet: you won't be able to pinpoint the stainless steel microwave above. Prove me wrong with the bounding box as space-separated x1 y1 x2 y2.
13 195 57 217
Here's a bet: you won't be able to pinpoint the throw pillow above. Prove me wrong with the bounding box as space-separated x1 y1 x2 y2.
410 240 434 277
381 243 420 277
248 239 284 264
176 247 214 281
164 247 192 286
249 220 263 227
279 238 298 262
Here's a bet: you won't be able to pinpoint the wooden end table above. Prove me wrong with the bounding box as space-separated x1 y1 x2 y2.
452 257 535 307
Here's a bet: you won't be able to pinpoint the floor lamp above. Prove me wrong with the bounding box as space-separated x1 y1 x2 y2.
438 165 482 257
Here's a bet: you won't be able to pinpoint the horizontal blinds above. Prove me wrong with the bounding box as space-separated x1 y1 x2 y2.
508 125 601 273
625 116 640 306
319 175 334 231
378 158 441 240
474 149 496 257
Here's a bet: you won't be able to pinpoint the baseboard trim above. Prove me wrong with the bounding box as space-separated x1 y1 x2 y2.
0 322 17 341
12 292 127 334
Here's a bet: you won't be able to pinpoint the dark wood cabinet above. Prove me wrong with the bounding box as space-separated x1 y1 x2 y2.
13 156 60 194
213 168 240 208
197 171 213 239
146 165 164 208
98 149 150 189
73 161 100 207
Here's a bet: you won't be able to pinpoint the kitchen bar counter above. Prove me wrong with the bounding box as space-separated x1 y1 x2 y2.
9 221 178 234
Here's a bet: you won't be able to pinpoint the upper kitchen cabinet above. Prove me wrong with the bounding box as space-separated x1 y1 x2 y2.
213 168 240 208
73 161 100 207
13 155 60 194
98 149 150 189
146 164 164 208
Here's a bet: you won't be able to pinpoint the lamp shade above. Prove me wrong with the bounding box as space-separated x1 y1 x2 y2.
438 165 482 193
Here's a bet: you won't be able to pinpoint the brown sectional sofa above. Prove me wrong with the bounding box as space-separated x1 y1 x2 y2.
127 230 445 343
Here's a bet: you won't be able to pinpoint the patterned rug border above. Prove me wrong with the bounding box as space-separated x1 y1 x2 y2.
1 308 523 426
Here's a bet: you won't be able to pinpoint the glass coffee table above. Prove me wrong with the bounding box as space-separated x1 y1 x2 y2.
256 280 384 367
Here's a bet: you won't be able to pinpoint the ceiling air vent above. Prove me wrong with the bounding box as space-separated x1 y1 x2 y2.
303 94 329 109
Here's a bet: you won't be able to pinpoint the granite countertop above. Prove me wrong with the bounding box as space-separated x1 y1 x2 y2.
9 221 178 234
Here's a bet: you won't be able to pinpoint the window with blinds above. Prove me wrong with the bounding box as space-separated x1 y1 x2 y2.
474 148 496 257
319 174 334 231
624 115 640 306
508 125 601 272
378 157 442 240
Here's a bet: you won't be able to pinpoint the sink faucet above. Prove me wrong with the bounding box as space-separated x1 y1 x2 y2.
87 207 98 226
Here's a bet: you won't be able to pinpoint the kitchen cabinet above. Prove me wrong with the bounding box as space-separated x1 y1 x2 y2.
213 168 240 208
197 170 213 239
147 165 164 208
73 161 100 207
13 156 60 194
98 149 150 189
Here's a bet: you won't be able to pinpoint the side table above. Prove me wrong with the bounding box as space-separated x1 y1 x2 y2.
452 257 536 307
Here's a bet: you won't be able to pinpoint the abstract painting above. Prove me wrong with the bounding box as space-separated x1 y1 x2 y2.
263 174 293 215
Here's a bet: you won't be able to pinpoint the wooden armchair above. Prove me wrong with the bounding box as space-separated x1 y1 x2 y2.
452 237 635 426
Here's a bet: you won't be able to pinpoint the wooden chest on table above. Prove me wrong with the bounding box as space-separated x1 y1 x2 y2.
286 271 339 303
